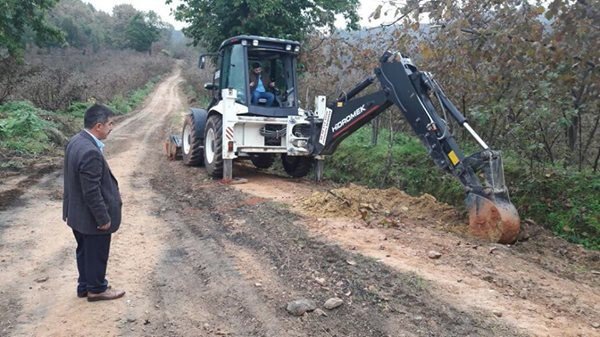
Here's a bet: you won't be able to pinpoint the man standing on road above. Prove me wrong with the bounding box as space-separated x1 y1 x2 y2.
63 104 125 302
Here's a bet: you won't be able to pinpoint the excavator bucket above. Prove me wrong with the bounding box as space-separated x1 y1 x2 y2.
463 151 520 243
467 193 520 243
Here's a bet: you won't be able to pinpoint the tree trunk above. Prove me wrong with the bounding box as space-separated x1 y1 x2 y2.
371 116 380 146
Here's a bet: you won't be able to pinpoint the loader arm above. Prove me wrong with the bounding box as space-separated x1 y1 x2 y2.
312 51 520 243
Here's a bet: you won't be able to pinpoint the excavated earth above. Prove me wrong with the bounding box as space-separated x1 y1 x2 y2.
0 67 599 337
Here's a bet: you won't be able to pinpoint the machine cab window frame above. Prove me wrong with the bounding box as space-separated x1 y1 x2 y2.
203 36 301 117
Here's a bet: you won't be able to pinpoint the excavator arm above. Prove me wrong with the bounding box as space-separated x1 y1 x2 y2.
311 51 520 243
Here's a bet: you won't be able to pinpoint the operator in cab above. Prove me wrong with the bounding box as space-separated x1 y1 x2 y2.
249 62 275 106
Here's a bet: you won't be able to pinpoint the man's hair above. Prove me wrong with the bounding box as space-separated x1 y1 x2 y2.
84 104 114 129
251 62 261 69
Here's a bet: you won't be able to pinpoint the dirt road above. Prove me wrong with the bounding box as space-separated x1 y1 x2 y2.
1 68 599 337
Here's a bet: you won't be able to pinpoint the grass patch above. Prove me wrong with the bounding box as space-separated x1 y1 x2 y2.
0 101 54 155
512 171 600 249
0 76 162 161
107 76 160 114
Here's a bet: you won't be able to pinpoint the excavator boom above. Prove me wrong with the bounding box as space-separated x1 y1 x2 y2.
311 51 520 243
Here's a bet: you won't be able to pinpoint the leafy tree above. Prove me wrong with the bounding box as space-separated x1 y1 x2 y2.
49 0 110 51
125 12 164 54
0 0 64 59
167 0 360 51
111 4 139 49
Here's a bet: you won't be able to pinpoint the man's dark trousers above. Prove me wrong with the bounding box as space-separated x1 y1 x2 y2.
73 229 111 294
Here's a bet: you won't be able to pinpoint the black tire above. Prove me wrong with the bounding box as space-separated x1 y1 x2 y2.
281 154 313 178
204 114 224 178
250 154 275 169
182 114 204 166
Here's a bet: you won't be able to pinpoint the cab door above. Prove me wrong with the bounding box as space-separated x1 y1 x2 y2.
219 44 248 105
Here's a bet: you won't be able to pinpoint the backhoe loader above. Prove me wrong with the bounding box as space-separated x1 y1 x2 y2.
172 35 520 243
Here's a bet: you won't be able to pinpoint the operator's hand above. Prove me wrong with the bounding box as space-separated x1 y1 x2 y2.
97 222 111 231
249 81 255 87
269 81 275 87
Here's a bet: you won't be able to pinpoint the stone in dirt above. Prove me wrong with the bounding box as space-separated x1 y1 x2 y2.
314 277 326 285
314 308 328 317
324 297 344 310
428 251 442 259
34 276 49 283
286 299 317 316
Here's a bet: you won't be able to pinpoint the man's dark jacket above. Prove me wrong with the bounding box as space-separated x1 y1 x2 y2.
63 131 122 235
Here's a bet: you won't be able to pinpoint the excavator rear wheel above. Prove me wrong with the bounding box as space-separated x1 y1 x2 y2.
204 114 224 178
182 114 204 166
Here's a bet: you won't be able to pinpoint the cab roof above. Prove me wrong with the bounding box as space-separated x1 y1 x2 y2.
219 35 301 53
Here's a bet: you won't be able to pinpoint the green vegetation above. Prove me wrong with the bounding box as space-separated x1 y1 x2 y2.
324 127 464 205
0 77 160 157
325 127 600 250
168 0 360 51
0 0 64 59
48 0 170 53
512 171 600 249
125 12 163 54
106 77 160 115
0 101 53 154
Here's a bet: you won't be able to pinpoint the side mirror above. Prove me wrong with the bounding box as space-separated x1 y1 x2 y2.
204 83 218 91
198 55 206 69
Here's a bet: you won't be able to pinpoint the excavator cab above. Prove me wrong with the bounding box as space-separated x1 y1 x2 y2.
200 36 300 117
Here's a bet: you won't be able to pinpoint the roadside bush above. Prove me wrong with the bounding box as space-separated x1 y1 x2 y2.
0 102 54 155
181 53 214 108
64 102 89 118
0 74 161 160
512 171 600 249
106 77 159 114
10 48 173 111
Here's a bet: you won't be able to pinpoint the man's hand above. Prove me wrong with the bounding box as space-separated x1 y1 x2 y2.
97 222 111 231
269 81 275 87
249 81 255 87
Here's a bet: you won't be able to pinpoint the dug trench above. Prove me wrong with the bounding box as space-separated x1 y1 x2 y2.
0 67 598 336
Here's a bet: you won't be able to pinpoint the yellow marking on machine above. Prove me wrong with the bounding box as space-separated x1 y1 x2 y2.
448 151 460 165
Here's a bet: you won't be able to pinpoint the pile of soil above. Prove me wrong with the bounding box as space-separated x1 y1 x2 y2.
301 183 464 229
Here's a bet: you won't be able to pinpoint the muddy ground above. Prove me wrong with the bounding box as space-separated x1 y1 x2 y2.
0 67 599 337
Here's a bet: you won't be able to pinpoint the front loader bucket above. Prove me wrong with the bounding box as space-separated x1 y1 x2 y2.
467 193 520 243
463 150 520 243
